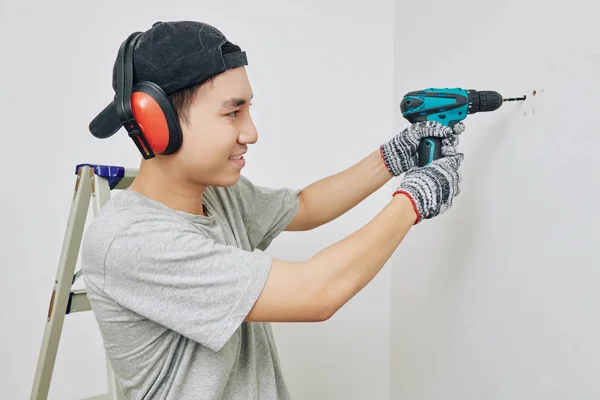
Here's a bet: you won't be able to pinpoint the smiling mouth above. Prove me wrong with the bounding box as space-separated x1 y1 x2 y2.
228 154 246 168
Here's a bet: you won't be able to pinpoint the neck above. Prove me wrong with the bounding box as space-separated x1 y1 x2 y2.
128 158 208 216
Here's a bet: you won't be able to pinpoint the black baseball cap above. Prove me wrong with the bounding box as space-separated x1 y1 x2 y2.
89 20 248 139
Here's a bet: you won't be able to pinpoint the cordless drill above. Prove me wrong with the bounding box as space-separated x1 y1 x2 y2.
400 88 525 166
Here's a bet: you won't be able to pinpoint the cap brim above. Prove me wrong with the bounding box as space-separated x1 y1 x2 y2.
89 100 122 139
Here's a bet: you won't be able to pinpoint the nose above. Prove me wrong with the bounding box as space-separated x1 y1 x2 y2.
238 115 258 145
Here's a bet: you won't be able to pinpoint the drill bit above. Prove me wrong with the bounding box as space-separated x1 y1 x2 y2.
503 95 527 102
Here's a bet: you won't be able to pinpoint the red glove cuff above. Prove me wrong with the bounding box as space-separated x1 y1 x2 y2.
392 190 421 224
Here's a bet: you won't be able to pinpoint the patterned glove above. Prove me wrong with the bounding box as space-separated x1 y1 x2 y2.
380 121 465 176
393 153 464 224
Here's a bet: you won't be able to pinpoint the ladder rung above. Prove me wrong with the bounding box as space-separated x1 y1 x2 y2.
66 289 91 314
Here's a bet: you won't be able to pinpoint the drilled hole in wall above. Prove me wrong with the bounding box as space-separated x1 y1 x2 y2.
532 90 537 96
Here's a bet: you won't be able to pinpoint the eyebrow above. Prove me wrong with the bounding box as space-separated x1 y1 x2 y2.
221 95 253 109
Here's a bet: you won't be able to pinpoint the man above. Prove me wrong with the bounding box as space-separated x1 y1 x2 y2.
82 20 464 400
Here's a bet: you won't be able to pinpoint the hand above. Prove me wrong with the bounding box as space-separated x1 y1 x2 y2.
440 121 464 157
393 152 464 224
380 121 465 176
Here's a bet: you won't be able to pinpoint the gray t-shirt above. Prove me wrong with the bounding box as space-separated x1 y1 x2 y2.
81 175 300 400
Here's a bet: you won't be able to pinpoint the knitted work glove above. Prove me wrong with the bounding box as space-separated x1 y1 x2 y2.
393 153 464 224
380 121 465 176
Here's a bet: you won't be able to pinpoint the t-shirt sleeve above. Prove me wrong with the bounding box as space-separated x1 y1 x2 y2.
102 215 272 352
234 175 301 251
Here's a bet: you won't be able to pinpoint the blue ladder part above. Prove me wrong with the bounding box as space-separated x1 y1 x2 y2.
75 163 125 189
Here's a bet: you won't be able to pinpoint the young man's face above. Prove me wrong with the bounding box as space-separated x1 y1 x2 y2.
174 66 257 187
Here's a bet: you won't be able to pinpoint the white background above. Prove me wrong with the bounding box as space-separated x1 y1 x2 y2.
391 0 600 399
0 0 394 399
3 0 600 399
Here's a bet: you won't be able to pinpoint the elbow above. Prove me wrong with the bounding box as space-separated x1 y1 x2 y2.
309 281 340 322
311 299 336 322
307 303 335 323
321 304 338 321
297 260 342 322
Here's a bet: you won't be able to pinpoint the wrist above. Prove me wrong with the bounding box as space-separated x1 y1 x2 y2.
391 190 419 224
379 140 410 176
379 146 394 177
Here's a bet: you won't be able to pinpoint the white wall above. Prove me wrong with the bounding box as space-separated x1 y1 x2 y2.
0 0 394 399
391 0 600 399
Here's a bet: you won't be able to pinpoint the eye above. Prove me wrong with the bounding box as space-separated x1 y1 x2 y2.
227 110 239 117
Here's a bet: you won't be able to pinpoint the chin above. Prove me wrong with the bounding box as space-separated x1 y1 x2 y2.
221 175 241 187
208 171 242 188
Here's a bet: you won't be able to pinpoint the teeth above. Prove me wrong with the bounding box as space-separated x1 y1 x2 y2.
229 155 242 160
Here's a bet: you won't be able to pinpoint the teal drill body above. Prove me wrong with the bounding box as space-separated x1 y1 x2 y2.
401 88 505 166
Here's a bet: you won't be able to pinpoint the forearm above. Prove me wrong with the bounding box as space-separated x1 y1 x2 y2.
297 148 392 229
307 193 416 316
247 123 463 323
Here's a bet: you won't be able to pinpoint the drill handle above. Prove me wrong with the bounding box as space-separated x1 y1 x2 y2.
417 138 443 167
416 119 459 167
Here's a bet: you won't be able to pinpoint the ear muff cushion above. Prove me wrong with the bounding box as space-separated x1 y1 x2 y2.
131 81 182 155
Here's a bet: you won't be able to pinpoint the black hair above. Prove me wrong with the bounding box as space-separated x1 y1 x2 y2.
168 41 241 126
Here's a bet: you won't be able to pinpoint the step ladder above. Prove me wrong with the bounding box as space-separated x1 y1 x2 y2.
31 163 138 400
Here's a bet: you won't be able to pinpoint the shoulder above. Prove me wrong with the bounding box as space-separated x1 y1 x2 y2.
80 190 193 282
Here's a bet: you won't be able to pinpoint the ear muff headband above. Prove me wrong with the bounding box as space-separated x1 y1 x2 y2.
114 32 155 158
114 32 182 159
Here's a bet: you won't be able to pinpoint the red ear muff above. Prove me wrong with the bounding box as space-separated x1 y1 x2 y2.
131 81 182 156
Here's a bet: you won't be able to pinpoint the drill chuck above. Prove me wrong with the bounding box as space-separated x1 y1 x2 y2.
467 90 503 113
